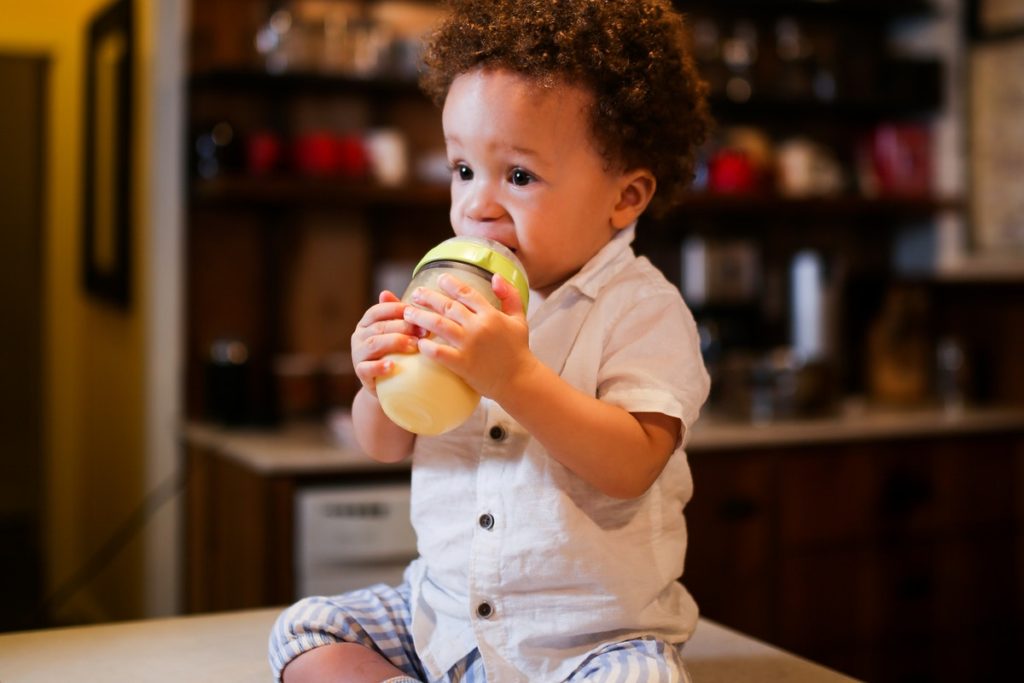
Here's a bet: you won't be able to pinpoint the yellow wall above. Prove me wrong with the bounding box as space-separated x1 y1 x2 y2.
1 0 151 622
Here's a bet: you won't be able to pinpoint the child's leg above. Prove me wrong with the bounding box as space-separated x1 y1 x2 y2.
268 582 424 683
565 636 690 683
283 642 409 682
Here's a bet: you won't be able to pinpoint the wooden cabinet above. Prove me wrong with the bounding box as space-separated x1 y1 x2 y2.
184 435 410 613
686 430 1024 683
185 442 297 612
683 452 778 638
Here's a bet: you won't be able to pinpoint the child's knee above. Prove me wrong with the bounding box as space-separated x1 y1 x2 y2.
269 597 341 680
271 597 336 651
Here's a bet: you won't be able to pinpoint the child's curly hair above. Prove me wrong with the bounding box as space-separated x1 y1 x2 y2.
419 0 711 217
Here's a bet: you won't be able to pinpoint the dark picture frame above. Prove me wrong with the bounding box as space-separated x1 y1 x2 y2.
82 0 133 308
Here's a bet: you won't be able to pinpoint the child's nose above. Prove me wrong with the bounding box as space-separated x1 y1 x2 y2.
464 181 505 222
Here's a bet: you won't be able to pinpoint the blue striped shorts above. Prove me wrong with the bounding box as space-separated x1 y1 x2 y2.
269 582 691 682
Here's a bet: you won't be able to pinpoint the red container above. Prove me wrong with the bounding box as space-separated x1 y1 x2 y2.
293 131 342 176
246 130 283 175
708 149 758 194
292 132 370 178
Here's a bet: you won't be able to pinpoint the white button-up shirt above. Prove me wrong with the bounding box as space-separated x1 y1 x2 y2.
406 225 710 682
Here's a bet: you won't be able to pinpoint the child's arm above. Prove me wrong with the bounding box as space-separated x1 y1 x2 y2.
350 290 418 462
351 387 416 463
406 274 680 498
493 361 679 499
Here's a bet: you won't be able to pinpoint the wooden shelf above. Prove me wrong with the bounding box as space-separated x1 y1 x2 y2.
919 257 1024 284
708 87 941 122
191 177 961 219
676 192 962 218
189 62 941 118
189 69 424 98
190 175 450 209
683 0 938 21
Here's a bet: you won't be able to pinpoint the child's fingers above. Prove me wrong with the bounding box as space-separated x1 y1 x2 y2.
417 336 458 365
379 290 401 304
491 274 525 318
409 285 471 327
356 300 407 329
402 304 462 344
354 332 419 364
437 273 492 313
354 358 397 395
358 318 420 340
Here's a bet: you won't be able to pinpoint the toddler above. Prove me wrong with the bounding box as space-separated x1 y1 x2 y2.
270 0 712 680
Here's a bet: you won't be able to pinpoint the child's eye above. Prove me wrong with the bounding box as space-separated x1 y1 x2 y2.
452 164 473 181
509 168 535 186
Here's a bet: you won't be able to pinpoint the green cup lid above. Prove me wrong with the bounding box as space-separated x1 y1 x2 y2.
415 237 530 311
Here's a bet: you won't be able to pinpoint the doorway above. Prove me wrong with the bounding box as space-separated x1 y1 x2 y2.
0 52 48 631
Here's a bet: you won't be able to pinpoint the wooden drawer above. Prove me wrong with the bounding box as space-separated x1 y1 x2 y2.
686 453 777 638
932 533 1024 635
778 534 1024 650
186 445 296 612
778 436 1021 549
803 630 1024 683
778 445 881 548
688 453 776 575
942 434 1022 532
871 629 1024 683
778 546 877 649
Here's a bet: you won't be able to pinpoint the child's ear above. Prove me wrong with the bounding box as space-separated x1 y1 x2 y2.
611 169 657 229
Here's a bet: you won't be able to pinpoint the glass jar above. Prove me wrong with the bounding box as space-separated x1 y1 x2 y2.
375 236 529 435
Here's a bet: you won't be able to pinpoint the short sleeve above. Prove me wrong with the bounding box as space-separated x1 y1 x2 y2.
596 286 710 435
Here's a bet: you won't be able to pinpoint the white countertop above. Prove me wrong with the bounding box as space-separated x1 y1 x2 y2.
184 403 1024 475
0 608 860 682
690 402 1024 451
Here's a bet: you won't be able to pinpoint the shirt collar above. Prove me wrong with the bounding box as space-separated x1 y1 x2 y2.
530 222 637 312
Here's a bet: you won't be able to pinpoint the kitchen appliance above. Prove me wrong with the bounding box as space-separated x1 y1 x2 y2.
295 483 417 597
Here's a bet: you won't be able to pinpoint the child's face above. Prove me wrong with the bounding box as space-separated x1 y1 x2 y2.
442 68 647 297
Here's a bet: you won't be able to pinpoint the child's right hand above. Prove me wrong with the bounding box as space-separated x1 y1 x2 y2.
351 290 421 397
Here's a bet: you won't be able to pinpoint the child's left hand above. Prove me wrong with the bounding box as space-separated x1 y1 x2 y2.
403 272 534 400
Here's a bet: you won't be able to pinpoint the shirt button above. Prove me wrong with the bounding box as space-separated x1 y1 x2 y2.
488 425 507 441
478 513 494 530
476 601 493 619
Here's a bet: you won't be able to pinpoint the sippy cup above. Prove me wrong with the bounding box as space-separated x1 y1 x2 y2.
375 236 529 436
